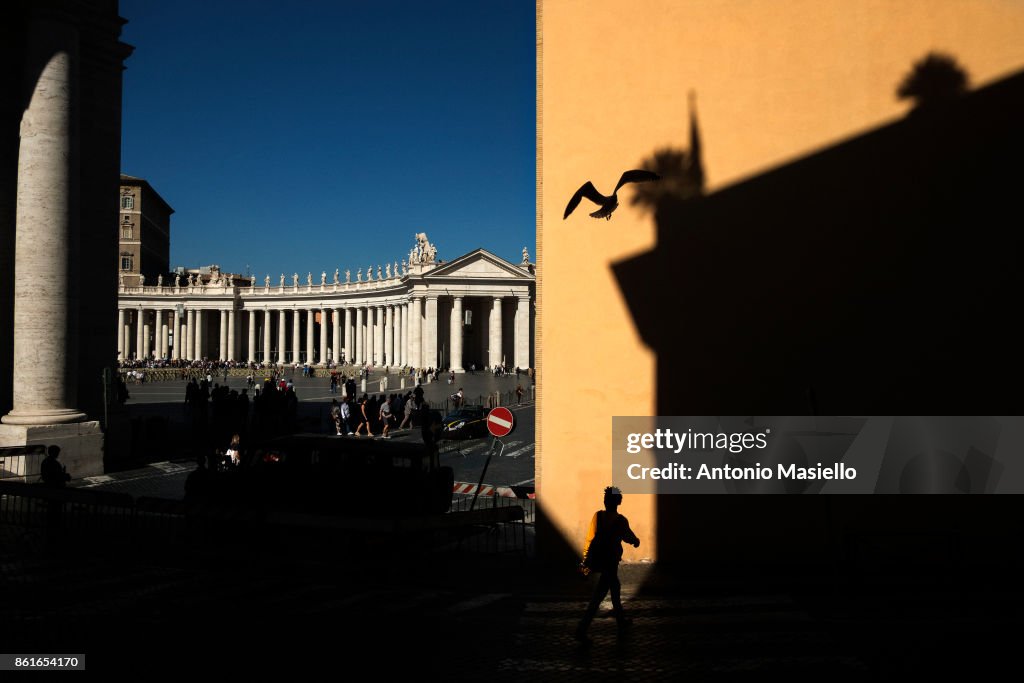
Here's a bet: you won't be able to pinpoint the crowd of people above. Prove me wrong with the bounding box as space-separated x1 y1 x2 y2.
328 386 433 438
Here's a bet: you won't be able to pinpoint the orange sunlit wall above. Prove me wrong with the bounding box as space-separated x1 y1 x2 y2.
537 0 1024 560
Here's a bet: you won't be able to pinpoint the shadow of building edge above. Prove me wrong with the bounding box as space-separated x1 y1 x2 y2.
613 67 1024 581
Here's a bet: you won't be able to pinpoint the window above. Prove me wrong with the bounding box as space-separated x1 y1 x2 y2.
121 196 134 210
120 253 133 271
121 226 133 239
464 310 472 326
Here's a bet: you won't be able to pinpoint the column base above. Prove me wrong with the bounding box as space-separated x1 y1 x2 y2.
452 367 465 374
0 421 104 480
2 408 87 425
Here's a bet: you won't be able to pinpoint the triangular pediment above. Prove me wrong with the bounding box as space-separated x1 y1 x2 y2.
426 249 534 280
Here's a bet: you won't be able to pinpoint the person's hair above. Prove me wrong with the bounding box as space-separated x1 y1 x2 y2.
230 434 241 448
604 486 623 506
47 445 60 458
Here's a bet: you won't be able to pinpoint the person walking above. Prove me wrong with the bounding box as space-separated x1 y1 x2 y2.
516 383 524 405
575 486 640 641
354 395 372 436
379 396 394 438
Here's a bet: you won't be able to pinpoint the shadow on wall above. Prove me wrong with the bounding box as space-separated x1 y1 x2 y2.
614 64 1024 575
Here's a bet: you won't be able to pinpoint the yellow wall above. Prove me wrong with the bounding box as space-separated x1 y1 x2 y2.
537 0 1024 560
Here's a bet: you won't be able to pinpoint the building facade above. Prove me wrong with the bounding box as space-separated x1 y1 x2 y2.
117 234 535 371
118 174 173 286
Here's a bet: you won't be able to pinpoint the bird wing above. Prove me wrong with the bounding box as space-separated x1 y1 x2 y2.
613 169 661 193
564 181 608 219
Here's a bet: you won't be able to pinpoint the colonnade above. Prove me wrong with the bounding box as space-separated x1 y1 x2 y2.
118 293 533 371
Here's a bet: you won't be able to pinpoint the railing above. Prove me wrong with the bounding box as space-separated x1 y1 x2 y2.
0 480 528 560
0 446 45 482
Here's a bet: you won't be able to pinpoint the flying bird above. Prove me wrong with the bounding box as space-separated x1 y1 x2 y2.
563 170 661 220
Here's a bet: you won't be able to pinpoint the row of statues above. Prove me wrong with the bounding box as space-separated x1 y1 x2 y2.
121 234 526 291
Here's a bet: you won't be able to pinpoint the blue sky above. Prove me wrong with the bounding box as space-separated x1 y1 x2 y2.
120 0 535 279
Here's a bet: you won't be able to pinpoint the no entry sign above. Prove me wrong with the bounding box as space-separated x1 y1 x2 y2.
487 406 516 438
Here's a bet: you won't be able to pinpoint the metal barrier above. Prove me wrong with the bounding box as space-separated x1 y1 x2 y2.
0 479 527 558
0 446 46 482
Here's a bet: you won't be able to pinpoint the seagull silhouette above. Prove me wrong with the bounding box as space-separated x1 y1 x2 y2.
563 170 661 220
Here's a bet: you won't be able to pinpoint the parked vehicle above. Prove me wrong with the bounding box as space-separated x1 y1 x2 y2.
186 433 453 517
440 406 488 439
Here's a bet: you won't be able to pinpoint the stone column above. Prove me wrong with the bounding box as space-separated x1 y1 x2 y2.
227 308 236 361
401 302 409 367
384 305 394 366
450 296 464 372
160 311 169 360
409 297 422 369
319 307 329 365
489 297 503 368
186 308 195 360
373 305 383 365
424 296 438 370
332 308 342 366
2 18 85 426
219 310 228 361
262 310 272 365
247 310 257 364
124 320 132 362
394 304 403 367
172 308 182 361
515 295 530 370
343 307 352 363
142 313 151 361
116 308 125 360
355 307 364 364
136 309 146 361
280 309 288 366
195 310 204 359
306 307 315 365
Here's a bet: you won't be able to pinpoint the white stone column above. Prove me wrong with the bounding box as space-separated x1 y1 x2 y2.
355 307 364 364
136 309 146 361
450 296 464 372
195 310 205 359
282 309 292 365
263 310 272 365
401 302 409 367
160 311 169 360
319 307 329 365
409 297 422 369
186 309 195 360
372 305 382 365
227 309 236 361
142 314 151 361
393 305 401 368
2 19 84 425
124 322 132 362
219 310 228 361
424 296 438 370
172 308 182 361
489 297 503 369
117 308 126 361
343 307 352 363
331 308 341 365
515 295 530 370
384 306 394 366
247 310 256 364
306 307 315 365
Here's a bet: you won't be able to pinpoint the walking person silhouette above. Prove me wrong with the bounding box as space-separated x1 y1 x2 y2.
575 486 640 641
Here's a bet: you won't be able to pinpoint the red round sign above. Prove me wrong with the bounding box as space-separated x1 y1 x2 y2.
487 407 516 438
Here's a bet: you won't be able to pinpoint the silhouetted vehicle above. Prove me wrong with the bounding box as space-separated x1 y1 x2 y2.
440 406 488 439
187 434 453 517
